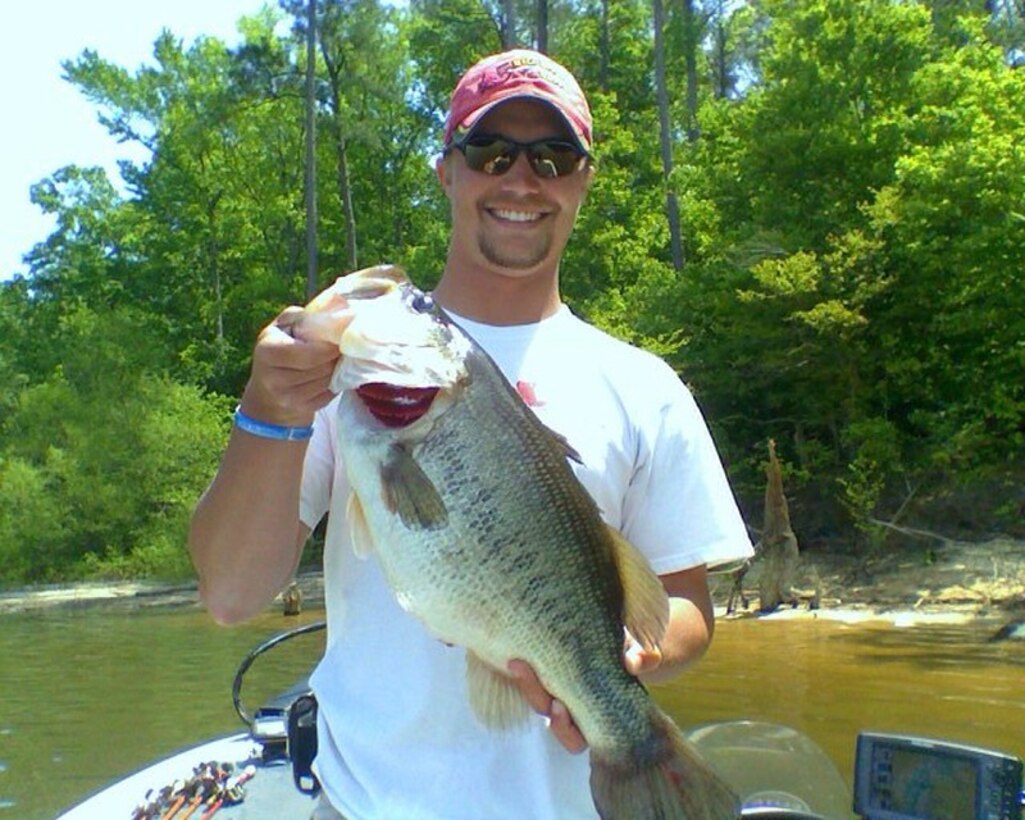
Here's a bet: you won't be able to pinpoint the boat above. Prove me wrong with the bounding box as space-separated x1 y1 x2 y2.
58 621 326 819
57 622 1023 819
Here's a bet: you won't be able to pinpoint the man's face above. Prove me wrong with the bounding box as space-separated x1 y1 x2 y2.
438 99 592 279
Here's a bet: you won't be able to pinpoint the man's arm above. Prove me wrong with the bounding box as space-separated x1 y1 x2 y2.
188 308 338 624
509 564 714 753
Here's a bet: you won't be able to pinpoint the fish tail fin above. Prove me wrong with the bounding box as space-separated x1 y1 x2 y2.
590 708 738 819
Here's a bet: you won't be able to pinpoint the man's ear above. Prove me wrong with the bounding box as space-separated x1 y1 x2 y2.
436 154 451 191
578 163 596 205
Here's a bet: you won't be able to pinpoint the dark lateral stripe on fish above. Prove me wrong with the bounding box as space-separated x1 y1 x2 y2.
356 383 440 427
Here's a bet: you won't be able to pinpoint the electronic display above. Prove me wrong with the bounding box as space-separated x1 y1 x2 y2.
854 732 1022 820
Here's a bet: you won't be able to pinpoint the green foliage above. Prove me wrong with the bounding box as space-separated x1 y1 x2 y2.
836 417 903 548
2 0 1022 582
0 302 230 583
661 0 1025 545
0 457 67 584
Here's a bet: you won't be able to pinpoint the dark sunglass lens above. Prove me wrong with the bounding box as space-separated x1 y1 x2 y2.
463 138 516 175
457 136 582 177
529 142 583 178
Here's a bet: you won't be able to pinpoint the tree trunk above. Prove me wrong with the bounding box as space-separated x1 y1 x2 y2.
682 0 699 141
537 0 548 52
335 131 358 272
710 0 730 99
654 0 684 270
599 0 611 89
757 439 800 612
319 46 358 273
303 0 318 301
503 0 516 47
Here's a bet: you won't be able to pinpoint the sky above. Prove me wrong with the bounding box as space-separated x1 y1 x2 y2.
0 1 273 283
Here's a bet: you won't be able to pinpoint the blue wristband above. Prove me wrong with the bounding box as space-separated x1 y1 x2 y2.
233 406 314 441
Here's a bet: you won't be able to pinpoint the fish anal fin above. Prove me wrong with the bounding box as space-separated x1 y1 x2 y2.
346 492 375 559
607 524 670 651
380 444 448 530
465 651 532 731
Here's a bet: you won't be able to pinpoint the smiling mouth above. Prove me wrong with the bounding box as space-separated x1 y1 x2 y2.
490 208 545 223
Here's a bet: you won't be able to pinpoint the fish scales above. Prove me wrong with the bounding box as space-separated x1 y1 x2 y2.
342 350 648 745
384 349 645 744
297 265 739 819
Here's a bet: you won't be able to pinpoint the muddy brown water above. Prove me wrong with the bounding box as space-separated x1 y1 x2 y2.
0 607 1021 818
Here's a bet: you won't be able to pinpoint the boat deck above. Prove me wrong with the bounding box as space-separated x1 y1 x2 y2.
58 733 318 818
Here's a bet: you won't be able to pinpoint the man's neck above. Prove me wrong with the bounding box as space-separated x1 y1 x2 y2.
433 266 562 326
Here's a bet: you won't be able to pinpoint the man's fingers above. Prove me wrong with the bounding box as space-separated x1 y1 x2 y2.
258 324 340 370
624 642 644 676
548 701 587 755
273 305 306 336
507 660 588 754
623 630 663 677
506 659 552 716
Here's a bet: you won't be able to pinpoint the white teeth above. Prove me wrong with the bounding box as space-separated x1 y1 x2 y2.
493 209 541 223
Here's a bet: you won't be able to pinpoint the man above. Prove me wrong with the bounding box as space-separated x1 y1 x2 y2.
189 49 752 819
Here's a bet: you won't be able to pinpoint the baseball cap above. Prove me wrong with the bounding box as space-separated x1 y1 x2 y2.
443 49 592 154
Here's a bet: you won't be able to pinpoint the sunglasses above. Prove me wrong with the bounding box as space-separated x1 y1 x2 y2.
449 134 588 179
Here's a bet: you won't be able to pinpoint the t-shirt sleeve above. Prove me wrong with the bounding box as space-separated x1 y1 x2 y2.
300 399 338 530
621 369 754 574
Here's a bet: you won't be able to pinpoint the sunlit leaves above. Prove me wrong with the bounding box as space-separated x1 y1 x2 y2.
1 0 1023 581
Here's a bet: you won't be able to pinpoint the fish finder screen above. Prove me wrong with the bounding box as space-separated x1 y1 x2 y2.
871 744 977 819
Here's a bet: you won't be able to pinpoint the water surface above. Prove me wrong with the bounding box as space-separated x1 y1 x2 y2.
657 615 1025 796
0 607 325 818
1 607 1021 818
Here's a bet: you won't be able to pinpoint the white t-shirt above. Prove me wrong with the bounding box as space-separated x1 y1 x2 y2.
300 305 752 820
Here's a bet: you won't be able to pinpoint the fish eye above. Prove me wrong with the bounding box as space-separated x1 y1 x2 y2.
411 292 435 313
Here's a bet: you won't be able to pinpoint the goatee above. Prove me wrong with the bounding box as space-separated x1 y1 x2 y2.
479 233 552 270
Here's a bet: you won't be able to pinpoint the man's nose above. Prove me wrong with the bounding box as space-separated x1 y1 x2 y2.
501 150 542 188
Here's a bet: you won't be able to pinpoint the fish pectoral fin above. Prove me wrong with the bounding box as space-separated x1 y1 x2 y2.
346 492 375 558
607 524 670 651
380 444 449 530
465 651 532 731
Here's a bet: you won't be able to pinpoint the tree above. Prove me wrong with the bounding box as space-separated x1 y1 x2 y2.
677 0 1025 538
304 0 319 300
504 0 518 45
3 0 1023 585
0 303 229 580
863 21 1025 499
654 0 684 269
62 23 310 391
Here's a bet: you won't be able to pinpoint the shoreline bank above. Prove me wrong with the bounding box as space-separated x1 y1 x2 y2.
0 572 325 615
2 538 1021 628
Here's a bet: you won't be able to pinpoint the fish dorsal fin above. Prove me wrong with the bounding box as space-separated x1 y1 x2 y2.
380 444 449 530
544 424 583 464
465 651 532 730
606 524 670 651
346 492 374 559
462 346 582 466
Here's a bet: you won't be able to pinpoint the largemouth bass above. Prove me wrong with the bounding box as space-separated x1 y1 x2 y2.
295 264 738 819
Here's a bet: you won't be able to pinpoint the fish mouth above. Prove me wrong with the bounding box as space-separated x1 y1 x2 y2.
296 264 470 406
294 265 410 346
355 383 440 428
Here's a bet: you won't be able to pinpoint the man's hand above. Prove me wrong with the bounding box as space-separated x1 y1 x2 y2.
623 630 663 677
507 631 663 755
507 660 588 754
240 306 340 427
